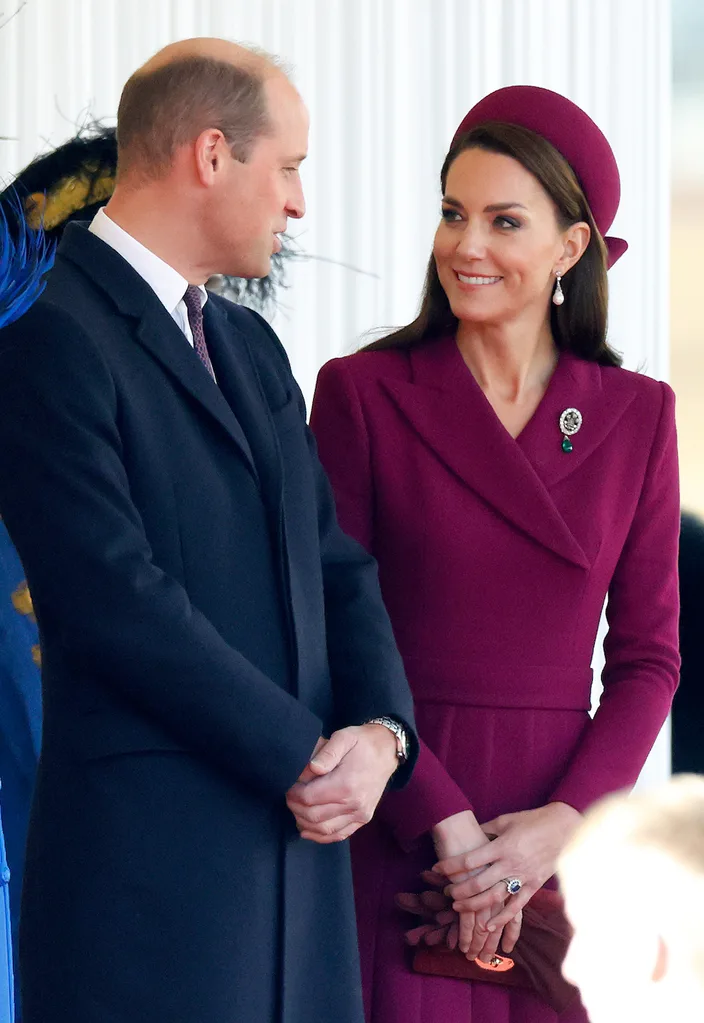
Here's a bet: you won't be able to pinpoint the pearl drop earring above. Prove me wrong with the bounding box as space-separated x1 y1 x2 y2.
552 272 564 306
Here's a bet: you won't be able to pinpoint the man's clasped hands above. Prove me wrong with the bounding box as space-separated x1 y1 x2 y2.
286 727 581 964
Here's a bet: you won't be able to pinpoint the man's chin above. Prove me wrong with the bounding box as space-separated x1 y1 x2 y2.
220 260 271 281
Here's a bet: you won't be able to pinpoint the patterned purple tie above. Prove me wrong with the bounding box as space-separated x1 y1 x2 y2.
183 285 215 380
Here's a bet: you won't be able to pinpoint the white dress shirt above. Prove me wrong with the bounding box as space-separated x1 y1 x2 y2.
89 207 208 349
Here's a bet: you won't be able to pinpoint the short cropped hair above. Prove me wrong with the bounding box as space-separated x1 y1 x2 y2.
116 53 279 180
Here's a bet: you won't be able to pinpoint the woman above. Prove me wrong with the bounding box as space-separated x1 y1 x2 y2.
309 86 680 1023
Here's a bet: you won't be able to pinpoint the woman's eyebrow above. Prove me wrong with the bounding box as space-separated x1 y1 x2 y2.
441 197 529 212
484 202 528 212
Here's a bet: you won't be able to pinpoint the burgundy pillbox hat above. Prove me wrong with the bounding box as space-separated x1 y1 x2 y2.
452 85 627 268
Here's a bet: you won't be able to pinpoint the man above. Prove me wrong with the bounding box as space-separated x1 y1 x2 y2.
558 775 704 1023
0 39 416 1023
0 113 298 1001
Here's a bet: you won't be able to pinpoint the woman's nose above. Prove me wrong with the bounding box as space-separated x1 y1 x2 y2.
455 222 487 260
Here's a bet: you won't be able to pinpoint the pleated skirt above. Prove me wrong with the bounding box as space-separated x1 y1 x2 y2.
352 700 591 1023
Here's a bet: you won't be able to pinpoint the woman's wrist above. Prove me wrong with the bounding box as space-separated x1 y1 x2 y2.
546 801 582 832
432 810 485 853
543 802 583 861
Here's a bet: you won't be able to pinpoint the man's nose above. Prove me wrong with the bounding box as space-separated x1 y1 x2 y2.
286 178 306 220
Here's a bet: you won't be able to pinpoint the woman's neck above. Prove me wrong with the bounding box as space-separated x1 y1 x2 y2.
455 316 559 404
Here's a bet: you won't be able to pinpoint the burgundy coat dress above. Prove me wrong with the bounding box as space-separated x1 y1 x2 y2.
310 335 680 1023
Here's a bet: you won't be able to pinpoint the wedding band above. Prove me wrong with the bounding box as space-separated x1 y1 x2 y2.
502 878 522 895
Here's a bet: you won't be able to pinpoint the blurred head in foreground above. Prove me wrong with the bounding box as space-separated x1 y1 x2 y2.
558 775 704 1023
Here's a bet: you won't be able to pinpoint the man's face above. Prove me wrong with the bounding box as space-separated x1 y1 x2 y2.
209 74 308 278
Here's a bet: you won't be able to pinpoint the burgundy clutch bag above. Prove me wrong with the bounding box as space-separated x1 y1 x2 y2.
396 874 579 1013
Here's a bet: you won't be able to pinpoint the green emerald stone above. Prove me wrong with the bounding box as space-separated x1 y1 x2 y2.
562 437 573 453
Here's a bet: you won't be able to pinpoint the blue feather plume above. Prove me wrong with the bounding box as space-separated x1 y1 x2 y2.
0 189 54 329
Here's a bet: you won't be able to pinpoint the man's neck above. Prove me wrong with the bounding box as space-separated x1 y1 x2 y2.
104 191 209 285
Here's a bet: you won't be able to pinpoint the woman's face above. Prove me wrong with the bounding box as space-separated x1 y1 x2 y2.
433 146 577 328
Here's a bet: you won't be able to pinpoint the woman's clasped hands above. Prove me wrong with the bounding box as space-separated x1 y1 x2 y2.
431 802 581 963
431 809 521 964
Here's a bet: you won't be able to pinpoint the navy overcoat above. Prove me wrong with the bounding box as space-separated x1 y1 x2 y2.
0 223 415 1023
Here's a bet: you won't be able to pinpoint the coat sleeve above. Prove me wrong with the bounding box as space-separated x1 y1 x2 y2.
0 306 324 801
311 356 472 847
550 381 681 812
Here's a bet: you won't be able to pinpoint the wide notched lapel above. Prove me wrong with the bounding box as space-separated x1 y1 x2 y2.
383 337 592 570
59 224 258 483
205 300 304 694
202 300 284 517
135 303 259 481
517 354 636 489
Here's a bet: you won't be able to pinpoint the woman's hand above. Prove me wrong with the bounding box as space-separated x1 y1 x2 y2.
432 810 507 958
473 904 523 963
434 802 581 932
396 869 523 963
431 809 487 861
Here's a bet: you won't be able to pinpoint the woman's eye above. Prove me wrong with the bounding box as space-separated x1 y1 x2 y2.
441 207 462 223
495 215 521 229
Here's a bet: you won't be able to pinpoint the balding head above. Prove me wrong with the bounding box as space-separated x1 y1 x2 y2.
108 37 307 282
140 37 280 77
116 37 288 182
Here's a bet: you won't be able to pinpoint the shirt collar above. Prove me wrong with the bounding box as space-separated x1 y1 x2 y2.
89 207 208 315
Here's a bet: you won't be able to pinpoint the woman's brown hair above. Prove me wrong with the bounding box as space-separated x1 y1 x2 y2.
365 122 621 367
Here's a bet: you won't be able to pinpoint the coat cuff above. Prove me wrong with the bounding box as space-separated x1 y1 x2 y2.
374 740 473 851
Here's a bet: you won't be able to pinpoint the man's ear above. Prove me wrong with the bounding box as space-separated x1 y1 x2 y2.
193 129 227 187
652 935 668 983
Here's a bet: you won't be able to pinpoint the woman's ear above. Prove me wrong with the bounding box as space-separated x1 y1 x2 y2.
557 221 591 275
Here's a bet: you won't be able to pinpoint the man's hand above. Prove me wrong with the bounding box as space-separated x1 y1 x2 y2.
286 723 398 843
296 737 328 784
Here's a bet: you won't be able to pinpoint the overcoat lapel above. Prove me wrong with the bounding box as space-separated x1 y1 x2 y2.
203 300 284 517
61 226 302 691
383 338 632 571
59 224 259 483
205 301 307 699
135 303 259 480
